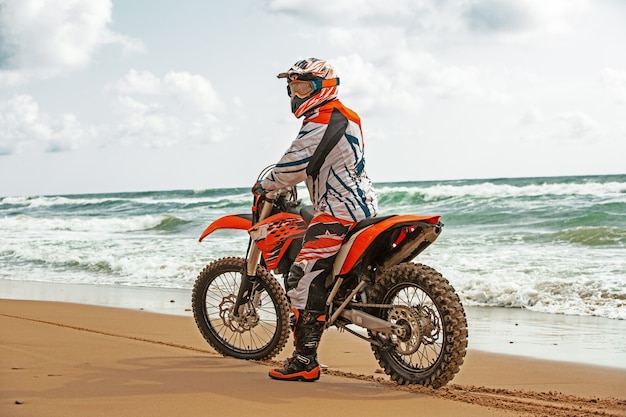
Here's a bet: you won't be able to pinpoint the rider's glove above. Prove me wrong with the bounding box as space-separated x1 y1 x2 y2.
251 180 265 195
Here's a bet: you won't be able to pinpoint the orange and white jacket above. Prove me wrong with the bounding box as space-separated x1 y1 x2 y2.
261 99 378 222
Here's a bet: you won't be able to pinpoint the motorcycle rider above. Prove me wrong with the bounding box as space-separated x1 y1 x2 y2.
254 57 378 381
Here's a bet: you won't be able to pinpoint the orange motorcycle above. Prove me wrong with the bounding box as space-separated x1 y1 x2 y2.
192 166 467 387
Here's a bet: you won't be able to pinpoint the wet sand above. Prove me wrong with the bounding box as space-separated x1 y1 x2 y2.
2 278 626 369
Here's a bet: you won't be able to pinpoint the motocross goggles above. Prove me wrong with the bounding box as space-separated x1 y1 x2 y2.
286 78 340 98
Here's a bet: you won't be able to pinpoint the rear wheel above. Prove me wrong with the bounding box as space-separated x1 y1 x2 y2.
368 263 467 388
192 257 291 360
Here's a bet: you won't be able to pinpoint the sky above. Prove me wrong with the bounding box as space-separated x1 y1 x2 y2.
0 0 625 197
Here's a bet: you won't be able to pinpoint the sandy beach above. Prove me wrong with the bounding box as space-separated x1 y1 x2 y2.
1 298 625 417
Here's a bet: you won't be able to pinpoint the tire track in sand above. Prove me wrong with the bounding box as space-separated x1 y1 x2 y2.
319 368 626 417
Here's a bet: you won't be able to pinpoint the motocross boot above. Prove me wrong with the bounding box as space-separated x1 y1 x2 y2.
269 309 324 382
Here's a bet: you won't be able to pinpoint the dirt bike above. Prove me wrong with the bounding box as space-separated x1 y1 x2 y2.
192 166 468 388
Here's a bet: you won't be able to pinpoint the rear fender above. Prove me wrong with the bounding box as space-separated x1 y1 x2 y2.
332 215 441 277
198 214 253 242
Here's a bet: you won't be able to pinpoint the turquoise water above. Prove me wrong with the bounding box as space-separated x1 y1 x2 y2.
1 174 624 319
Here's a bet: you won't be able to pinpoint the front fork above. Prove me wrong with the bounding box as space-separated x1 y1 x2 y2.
232 191 278 317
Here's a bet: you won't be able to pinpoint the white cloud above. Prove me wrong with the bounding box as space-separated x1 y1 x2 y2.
161 72 222 114
0 0 143 84
0 69 232 155
267 0 589 40
599 67 626 103
331 49 523 122
518 108 544 126
110 69 228 147
462 0 589 38
553 112 600 141
518 111 600 145
115 70 162 95
268 0 549 122
267 0 439 28
0 95 94 154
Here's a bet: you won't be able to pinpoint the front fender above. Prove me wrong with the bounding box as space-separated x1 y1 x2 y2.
198 214 253 242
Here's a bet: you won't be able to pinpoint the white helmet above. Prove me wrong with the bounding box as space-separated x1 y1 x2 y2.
277 58 340 118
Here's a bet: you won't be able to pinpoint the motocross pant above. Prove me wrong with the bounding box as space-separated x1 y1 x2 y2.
285 213 356 312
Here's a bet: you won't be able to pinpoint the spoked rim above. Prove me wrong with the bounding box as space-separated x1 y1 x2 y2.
383 283 445 372
202 269 281 355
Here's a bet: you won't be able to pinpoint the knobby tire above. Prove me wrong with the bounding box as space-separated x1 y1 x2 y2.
368 262 468 388
192 257 291 361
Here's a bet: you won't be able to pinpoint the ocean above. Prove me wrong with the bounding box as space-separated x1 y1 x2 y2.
1 174 625 320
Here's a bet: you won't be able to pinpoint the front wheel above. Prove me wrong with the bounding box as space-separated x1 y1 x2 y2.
192 257 291 360
368 263 468 388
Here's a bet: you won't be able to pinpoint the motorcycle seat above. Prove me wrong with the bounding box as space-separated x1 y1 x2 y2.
345 215 394 241
298 204 394 240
